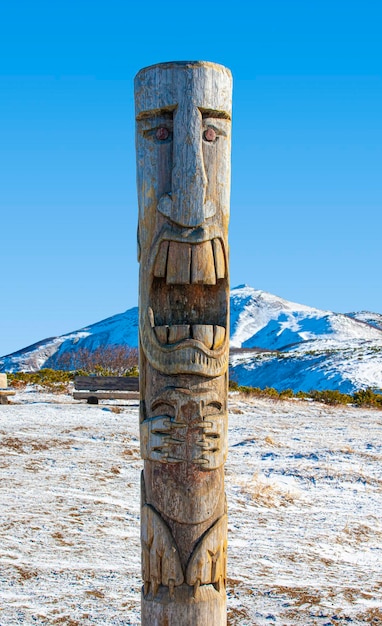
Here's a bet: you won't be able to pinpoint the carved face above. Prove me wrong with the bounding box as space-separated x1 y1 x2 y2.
135 62 232 376
140 386 228 470
140 370 228 523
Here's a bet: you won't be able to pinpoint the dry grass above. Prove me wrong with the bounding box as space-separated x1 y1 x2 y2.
14 565 39 581
1 436 29 452
337 522 382 545
51 531 73 546
360 607 382 623
339 444 356 454
52 617 81 626
0 436 73 453
242 471 301 507
270 585 322 606
122 446 140 458
85 589 105 599
110 406 124 414
227 606 252 625
264 434 283 447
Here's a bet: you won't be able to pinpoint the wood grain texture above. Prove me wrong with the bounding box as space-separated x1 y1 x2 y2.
73 391 139 401
0 374 8 389
74 376 139 391
135 59 231 378
191 240 216 285
0 389 15 405
136 61 231 625
142 584 226 624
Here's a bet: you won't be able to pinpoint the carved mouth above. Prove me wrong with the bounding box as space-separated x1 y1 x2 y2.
148 238 228 351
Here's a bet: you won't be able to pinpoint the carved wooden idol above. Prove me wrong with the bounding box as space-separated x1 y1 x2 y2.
135 60 232 625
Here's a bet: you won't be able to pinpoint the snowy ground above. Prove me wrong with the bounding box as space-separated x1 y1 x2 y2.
1 389 381 625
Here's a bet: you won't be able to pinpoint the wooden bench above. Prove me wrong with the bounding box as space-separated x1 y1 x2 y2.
0 374 16 405
73 376 139 404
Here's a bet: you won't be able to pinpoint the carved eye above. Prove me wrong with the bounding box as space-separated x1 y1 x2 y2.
204 401 222 416
151 401 175 419
203 127 217 142
156 127 170 141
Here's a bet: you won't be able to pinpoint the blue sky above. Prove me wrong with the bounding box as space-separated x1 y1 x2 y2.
1 0 381 356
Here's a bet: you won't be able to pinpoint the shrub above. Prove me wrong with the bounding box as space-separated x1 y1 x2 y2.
353 387 382 408
296 390 309 399
279 388 294 399
263 387 279 399
228 380 240 391
227 383 382 410
8 369 74 392
308 389 352 406
49 346 139 376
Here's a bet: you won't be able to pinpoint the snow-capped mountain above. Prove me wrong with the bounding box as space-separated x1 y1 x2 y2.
2 285 382 393
230 286 382 349
229 286 382 393
0 308 139 374
346 310 382 331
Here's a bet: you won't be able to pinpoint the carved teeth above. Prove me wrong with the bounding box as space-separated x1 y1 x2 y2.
213 325 225 349
212 238 226 279
192 324 214 349
191 240 215 285
151 578 159 597
154 238 226 285
193 579 201 599
151 239 227 348
168 579 175 599
168 325 190 344
148 307 155 327
153 324 226 349
153 241 169 278
154 325 168 343
195 442 210 449
166 242 191 284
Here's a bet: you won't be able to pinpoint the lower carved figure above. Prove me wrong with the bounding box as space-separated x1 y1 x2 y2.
141 493 227 600
139 362 228 623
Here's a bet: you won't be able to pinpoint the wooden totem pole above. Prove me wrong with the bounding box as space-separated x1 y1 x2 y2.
135 61 232 625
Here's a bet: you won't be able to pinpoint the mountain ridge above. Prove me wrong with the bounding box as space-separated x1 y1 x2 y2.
2 286 382 393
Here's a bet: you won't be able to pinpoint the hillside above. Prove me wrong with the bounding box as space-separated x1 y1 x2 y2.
0 308 139 373
229 286 382 393
2 286 382 393
1 389 381 625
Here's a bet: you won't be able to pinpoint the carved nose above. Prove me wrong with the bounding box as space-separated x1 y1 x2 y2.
158 107 215 228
